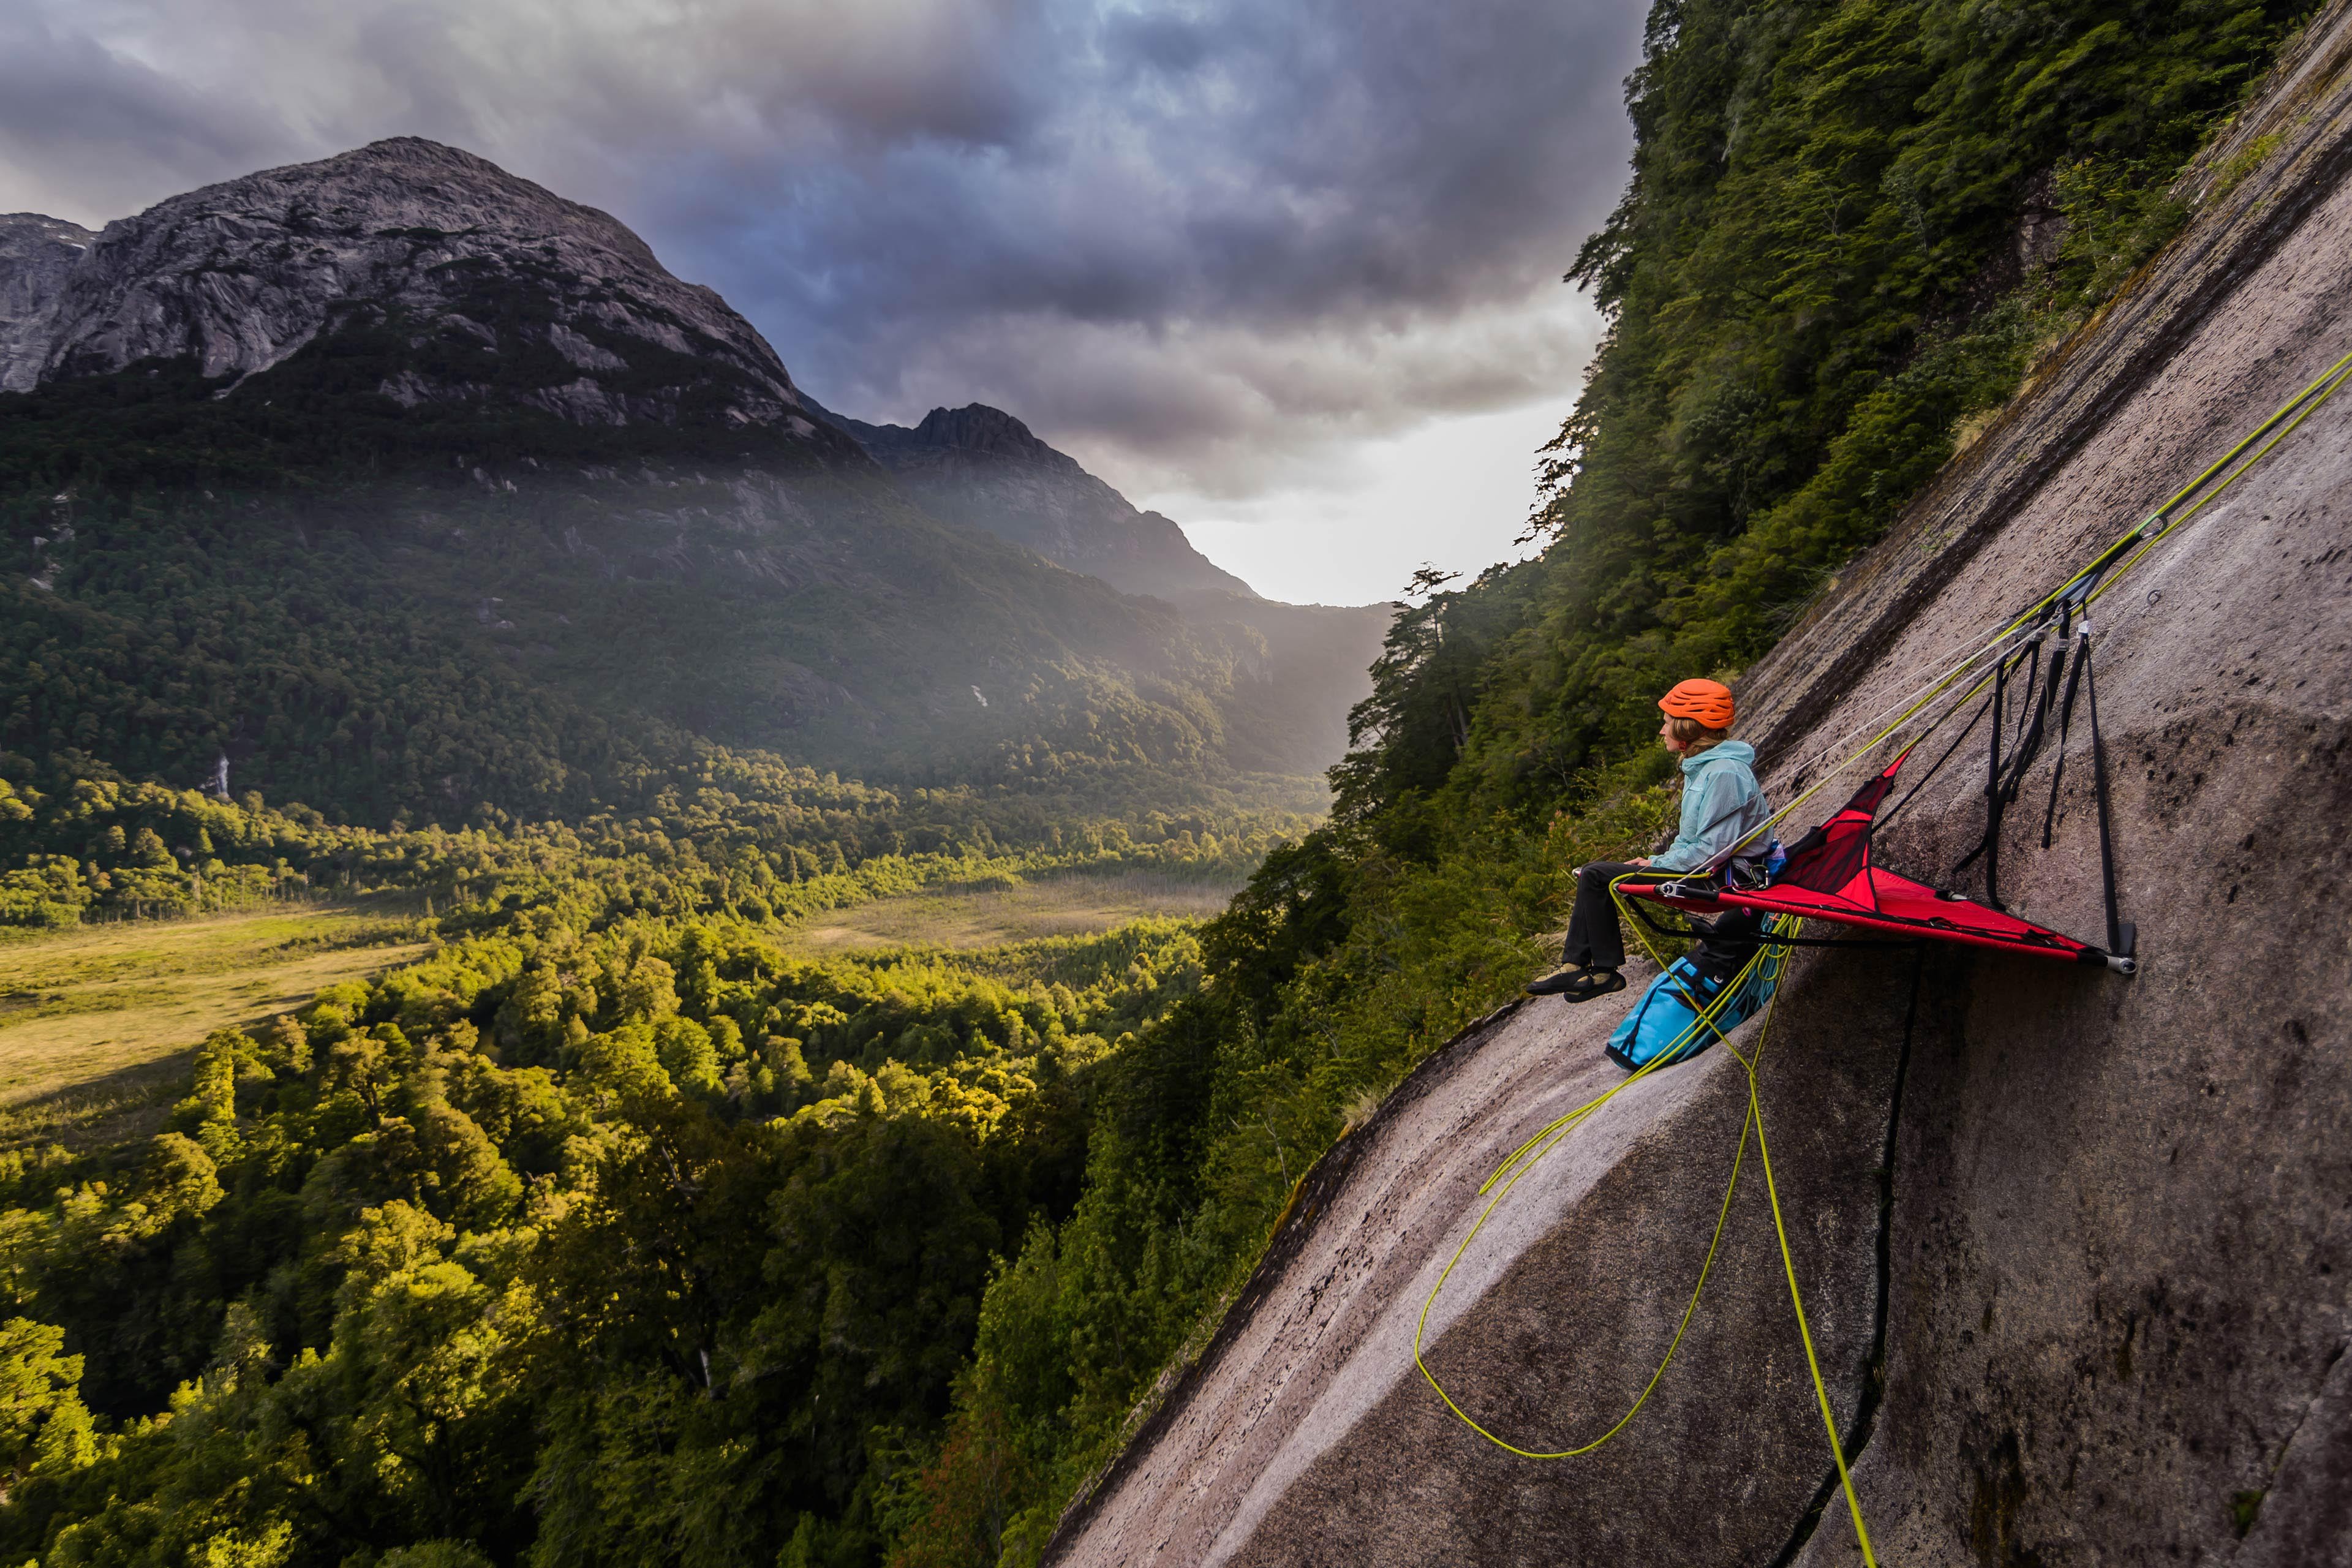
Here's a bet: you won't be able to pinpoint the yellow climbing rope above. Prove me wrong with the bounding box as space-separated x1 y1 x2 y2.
1743 973 1877 1567
1738 345 2352 857
1410 933 1781 1457
1414 882 1880 1564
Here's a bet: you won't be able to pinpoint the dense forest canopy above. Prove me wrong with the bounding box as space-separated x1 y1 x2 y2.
0 910 1214 1567
0 769 1297 934
0 2 2316 1566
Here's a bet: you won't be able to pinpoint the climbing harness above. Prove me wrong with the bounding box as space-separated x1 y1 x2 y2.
1411 349 2352 1562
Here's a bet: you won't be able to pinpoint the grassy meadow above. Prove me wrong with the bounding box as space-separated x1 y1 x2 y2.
0 903 429 1146
784 867 1246 952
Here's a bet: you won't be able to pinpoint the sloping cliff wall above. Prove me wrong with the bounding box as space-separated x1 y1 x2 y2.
1043 9 2352 1564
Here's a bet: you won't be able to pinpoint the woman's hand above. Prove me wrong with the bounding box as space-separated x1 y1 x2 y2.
1630 857 1650 869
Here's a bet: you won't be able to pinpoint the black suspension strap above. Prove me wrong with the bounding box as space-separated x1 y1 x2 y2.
2081 630 2135 959
1948 636 2036 907
2039 621 2090 848
1997 632 2058 802
1948 622 2095 910
1879 683 1999 831
1985 653 2005 907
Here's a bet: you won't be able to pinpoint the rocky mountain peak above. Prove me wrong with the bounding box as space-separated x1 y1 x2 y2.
0 214 99 377
910 403 1068 462
0 213 97 272
0 137 814 435
830 400 1258 601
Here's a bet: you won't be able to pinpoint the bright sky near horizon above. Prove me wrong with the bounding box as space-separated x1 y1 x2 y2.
1165 391 1578 605
0 0 1646 607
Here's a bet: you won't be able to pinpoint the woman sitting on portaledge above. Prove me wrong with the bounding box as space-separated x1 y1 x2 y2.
1526 678 1774 1001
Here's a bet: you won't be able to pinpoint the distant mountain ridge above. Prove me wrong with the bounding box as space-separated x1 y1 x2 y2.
821 400 1390 769
0 138 1390 820
829 402 1258 602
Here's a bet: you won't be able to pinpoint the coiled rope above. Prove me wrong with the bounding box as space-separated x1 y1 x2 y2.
1412 891 1880 1561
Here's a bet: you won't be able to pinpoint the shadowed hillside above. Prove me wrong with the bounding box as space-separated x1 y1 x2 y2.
827 401 1393 784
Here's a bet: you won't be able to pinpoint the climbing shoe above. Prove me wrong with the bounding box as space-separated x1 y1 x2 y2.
1525 966 1626 1001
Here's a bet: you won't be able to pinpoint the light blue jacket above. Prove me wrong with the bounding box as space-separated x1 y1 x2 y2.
1648 741 1773 874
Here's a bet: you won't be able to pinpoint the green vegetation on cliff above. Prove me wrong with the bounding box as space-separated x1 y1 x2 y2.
1364 0 2295 819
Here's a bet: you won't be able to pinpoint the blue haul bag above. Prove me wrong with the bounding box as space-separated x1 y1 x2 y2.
1605 952 1777 1071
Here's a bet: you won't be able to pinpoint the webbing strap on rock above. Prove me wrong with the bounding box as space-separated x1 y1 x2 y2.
2040 616 2090 849
1985 653 2005 906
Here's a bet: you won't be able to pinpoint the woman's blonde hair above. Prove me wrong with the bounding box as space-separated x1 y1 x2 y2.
1666 715 1730 755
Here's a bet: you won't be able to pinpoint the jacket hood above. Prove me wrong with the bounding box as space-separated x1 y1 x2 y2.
1681 741 1757 775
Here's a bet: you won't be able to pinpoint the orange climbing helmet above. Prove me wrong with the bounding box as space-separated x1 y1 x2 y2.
1658 677 1735 728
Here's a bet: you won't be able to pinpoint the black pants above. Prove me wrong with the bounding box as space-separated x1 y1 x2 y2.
1562 862 1765 979
1561 861 1648 970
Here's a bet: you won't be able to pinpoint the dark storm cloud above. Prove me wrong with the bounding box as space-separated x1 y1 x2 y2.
0 0 1643 494
638 0 1645 487
0 9 296 221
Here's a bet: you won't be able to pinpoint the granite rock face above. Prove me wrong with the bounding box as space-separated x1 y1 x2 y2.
836 402 1257 602
1044 8 2352 1564
1046 956 1916 1568
0 213 98 381
0 138 810 432
1757 12 2352 1558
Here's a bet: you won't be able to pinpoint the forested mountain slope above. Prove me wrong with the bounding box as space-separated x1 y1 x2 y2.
828 401 1391 786
1334 0 2309 827
0 141 1371 827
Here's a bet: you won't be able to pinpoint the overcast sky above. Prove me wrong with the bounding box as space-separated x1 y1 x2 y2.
0 0 1645 605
